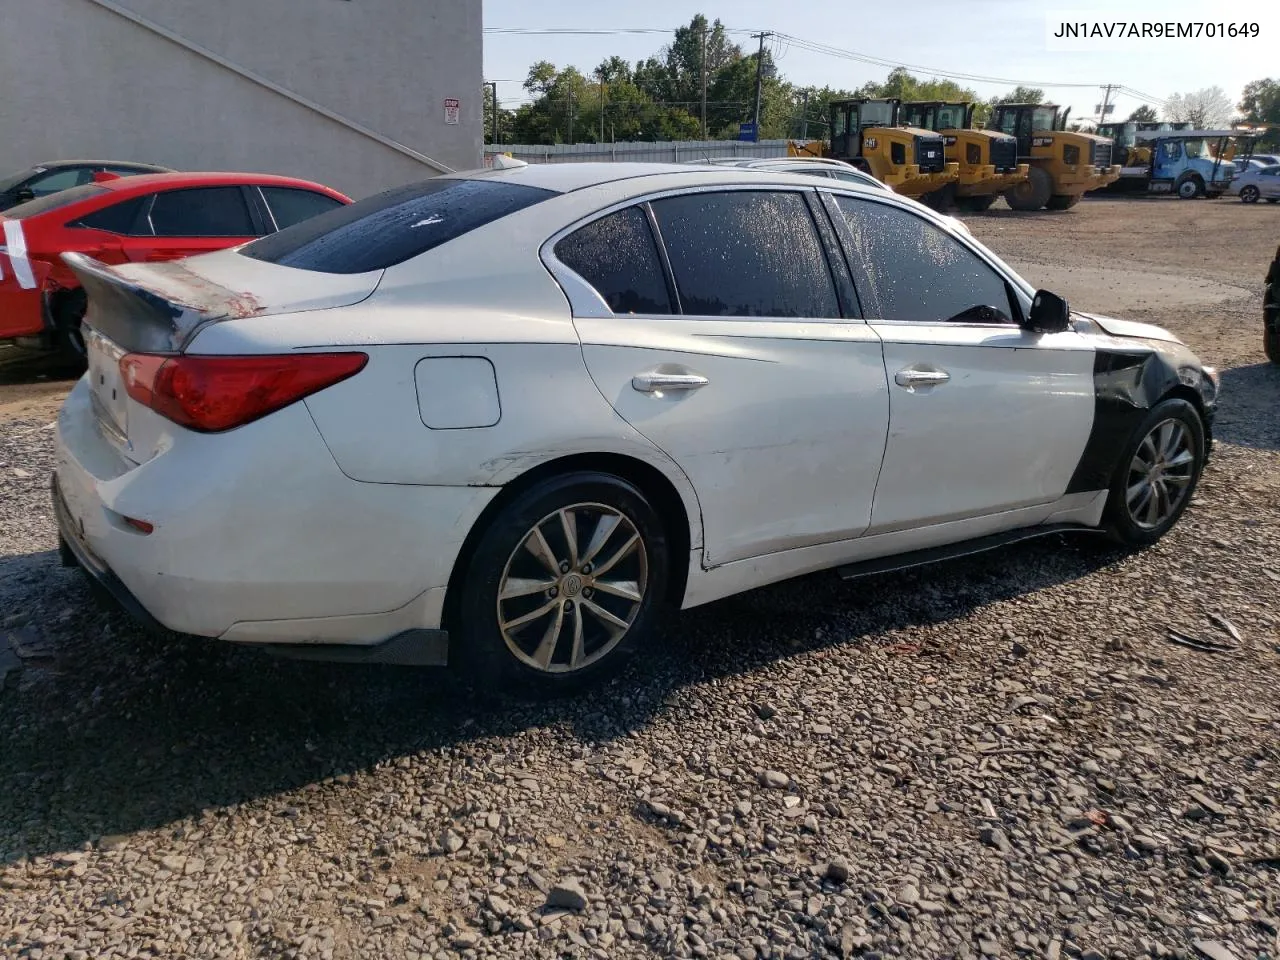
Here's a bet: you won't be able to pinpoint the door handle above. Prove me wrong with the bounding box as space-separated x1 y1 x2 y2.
631 371 709 393
894 368 951 389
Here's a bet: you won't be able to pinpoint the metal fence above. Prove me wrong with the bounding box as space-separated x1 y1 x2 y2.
483 139 812 165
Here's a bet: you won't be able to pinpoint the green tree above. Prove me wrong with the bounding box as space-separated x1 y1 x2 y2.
994 86 1046 105
1127 104 1159 123
1239 78 1280 124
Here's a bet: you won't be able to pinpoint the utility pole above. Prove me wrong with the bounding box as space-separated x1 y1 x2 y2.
700 22 708 141
599 75 605 144
799 90 810 140
486 81 498 145
1097 83 1117 125
567 85 574 145
751 31 771 141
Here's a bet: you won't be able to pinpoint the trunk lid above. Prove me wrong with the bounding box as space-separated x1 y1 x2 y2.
62 248 381 460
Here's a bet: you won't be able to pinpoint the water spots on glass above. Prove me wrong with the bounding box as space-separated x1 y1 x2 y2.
651 191 840 319
834 197 1013 324
555 206 672 315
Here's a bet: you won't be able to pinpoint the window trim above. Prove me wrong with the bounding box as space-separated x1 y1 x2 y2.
820 188 1037 329
541 183 849 323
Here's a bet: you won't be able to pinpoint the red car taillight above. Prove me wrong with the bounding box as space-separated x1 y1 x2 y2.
118 352 368 432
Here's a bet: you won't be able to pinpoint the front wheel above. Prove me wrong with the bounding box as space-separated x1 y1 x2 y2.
1239 185 1259 203
1005 166 1053 211
1103 398 1205 547
453 472 670 695
1175 173 1204 199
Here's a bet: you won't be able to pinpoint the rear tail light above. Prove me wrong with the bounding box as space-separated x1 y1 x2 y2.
118 352 368 432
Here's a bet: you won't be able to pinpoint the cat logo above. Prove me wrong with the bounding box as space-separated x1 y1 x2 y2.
1033 136 1055 148
865 137 878 150
944 136 957 146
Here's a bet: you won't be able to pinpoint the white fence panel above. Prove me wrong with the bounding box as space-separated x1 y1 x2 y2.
484 140 815 164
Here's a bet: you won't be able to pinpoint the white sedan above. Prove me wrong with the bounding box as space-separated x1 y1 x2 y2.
1228 163 1280 203
52 161 1219 692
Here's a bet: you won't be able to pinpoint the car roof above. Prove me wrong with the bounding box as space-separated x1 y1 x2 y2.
97 171 349 198
28 159 173 172
448 161 888 195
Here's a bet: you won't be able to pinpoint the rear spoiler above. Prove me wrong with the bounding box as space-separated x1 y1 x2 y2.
61 252 263 354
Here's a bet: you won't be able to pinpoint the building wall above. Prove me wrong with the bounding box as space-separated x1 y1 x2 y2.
0 0 482 198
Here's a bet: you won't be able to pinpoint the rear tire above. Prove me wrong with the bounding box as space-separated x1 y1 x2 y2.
1103 398 1205 547
51 288 88 360
453 472 670 696
1045 194 1081 211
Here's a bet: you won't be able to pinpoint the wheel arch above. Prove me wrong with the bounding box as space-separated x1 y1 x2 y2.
441 452 697 638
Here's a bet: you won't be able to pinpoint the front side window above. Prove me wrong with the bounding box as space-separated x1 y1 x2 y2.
834 196 1015 325
650 190 839 319
554 206 672 315
149 187 255 237
28 167 91 196
241 178 556 275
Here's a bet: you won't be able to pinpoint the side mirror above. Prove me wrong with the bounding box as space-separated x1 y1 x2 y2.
1025 289 1071 334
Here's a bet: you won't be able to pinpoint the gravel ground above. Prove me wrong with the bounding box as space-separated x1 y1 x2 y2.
1 197 1279 960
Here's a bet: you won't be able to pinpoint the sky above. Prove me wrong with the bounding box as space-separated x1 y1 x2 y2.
483 0 1272 124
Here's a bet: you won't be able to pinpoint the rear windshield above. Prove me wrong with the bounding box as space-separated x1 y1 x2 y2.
6 184 109 219
239 178 557 274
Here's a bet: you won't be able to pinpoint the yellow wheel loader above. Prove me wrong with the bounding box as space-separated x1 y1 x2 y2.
821 98 959 204
901 101 1029 212
989 104 1122 210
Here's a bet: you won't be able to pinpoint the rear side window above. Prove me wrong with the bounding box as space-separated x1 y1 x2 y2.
6 185 109 219
554 207 672 315
650 190 840 318
149 187 254 237
72 196 147 235
241 178 557 274
260 186 346 230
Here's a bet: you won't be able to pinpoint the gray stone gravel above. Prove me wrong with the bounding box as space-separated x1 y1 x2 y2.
2 205 1280 959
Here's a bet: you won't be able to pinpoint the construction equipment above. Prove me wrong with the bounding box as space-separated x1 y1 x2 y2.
1116 130 1243 198
790 98 958 204
988 103 1122 210
1096 121 1193 168
901 101 1029 212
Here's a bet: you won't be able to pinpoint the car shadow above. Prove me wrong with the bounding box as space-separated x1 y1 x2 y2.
1214 362 1280 451
0 345 83 386
0 533 1122 862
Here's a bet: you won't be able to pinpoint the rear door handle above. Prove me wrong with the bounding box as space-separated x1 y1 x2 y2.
632 372 709 393
894 367 951 389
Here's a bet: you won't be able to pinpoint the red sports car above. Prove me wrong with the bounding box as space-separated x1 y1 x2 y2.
0 171 350 354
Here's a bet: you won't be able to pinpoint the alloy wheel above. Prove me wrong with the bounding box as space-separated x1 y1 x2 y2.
1125 419 1196 530
497 503 648 673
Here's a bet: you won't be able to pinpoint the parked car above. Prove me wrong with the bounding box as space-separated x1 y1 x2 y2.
1266 244 1280 364
1227 164 1280 203
0 171 350 355
0 160 173 211
1247 153 1280 167
687 156 892 191
52 161 1218 693
683 155 974 232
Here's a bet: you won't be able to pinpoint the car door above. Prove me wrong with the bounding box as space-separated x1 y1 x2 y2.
1259 167 1280 198
127 185 258 262
826 191 1096 533
546 186 891 567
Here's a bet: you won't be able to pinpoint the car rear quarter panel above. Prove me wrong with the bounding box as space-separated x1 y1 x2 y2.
185 224 705 550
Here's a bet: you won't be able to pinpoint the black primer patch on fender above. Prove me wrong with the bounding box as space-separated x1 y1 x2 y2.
1065 347 1199 494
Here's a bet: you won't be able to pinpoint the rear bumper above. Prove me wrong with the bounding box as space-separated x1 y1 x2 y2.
53 378 495 656
53 472 167 633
